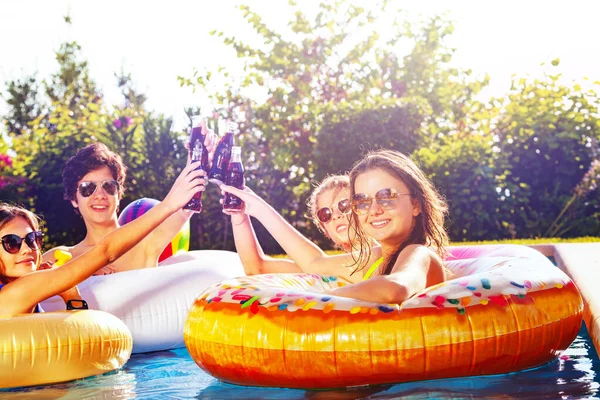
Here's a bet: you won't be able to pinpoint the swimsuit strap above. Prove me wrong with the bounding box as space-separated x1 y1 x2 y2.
362 257 384 280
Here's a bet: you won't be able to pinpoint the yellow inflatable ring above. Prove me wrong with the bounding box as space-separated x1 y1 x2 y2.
0 310 133 389
184 245 583 389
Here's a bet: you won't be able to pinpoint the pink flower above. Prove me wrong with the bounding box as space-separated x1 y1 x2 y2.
0 153 12 169
124 116 132 126
113 119 122 129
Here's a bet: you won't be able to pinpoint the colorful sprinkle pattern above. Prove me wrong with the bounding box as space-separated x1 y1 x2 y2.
196 249 571 316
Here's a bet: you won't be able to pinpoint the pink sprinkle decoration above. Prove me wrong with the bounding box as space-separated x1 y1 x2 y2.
434 296 445 304
473 292 482 297
270 298 282 303
459 280 469 286
560 355 570 360
212 297 222 302
276 293 285 297
231 289 246 295
524 280 532 289
418 293 427 298
218 290 228 296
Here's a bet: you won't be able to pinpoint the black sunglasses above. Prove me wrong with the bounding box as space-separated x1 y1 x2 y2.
1 231 44 254
316 198 351 224
78 180 120 198
351 188 410 215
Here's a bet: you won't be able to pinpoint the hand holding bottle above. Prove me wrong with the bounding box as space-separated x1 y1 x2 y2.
164 161 208 212
184 118 217 166
220 185 269 218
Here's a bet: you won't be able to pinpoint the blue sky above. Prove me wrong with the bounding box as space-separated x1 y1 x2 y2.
1 0 599 131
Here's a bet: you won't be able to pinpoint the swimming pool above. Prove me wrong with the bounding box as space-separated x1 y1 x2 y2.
1 323 598 399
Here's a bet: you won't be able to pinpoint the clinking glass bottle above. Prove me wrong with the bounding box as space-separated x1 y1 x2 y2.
223 146 244 211
208 122 235 186
184 115 209 212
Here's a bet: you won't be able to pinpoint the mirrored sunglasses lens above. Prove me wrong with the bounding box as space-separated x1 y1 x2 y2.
317 208 332 223
338 199 351 214
102 181 119 195
376 188 397 198
79 182 97 197
351 195 372 214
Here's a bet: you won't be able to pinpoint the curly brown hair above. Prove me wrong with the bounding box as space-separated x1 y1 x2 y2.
62 143 127 202
348 150 449 275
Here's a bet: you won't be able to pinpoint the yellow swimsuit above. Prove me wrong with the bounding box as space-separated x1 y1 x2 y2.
362 257 384 280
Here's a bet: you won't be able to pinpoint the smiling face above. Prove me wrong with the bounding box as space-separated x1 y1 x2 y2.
0 217 41 282
71 166 120 226
353 168 421 250
315 187 352 250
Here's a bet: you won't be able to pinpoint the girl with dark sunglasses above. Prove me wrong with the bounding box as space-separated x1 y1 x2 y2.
0 162 205 315
221 149 449 304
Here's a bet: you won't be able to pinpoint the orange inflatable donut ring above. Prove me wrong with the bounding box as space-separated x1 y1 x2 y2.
184 245 583 389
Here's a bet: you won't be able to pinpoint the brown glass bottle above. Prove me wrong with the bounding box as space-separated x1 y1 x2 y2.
223 146 245 211
208 122 235 186
184 115 209 212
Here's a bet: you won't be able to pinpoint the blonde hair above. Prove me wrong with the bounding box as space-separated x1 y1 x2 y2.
0 203 41 283
349 150 449 275
306 174 350 234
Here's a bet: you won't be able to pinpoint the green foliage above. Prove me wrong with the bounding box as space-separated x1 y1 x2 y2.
415 133 507 241
1 40 194 250
491 72 600 238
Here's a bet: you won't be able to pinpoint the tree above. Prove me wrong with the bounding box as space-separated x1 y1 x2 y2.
490 67 600 238
179 1 487 250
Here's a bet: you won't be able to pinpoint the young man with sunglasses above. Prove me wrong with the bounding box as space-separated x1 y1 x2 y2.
42 138 214 275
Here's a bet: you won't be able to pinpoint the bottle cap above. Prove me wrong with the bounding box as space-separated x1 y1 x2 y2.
226 120 236 133
191 115 203 127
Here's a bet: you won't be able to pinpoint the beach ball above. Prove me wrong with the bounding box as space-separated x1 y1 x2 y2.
118 198 190 263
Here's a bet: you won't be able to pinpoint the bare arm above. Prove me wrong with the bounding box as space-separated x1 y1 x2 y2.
230 213 301 275
144 208 193 261
221 185 363 281
327 245 444 304
0 162 205 315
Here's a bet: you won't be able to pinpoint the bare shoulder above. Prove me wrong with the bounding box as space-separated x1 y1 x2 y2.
397 245 444 275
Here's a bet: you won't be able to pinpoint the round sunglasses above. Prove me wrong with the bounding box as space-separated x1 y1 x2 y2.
1 231 44 254
316 198 351 224
78 180 120 198
351 188 410 215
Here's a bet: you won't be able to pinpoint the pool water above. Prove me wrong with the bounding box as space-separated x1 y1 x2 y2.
1 324 598 400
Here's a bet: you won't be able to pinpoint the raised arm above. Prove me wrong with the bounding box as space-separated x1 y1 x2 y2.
0 162 205 315
229 213 301 275
220 185 362 281
145 122 217 261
